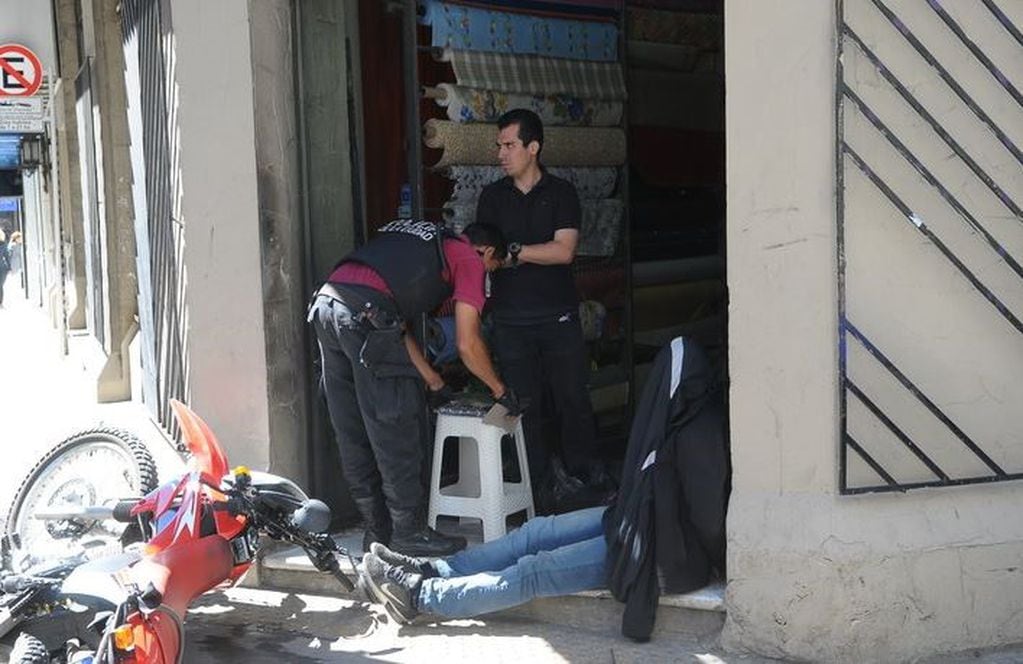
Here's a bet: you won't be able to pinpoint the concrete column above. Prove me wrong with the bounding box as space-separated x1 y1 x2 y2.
248 0 309 484
723 2 1023 662
77 0 139 401
172 0 271 469
52 0 86 337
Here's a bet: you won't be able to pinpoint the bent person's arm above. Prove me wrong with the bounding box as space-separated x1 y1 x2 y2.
454 301 506 398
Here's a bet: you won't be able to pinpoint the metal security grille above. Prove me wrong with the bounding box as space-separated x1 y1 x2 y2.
120 0 188 433
836 0 1023 493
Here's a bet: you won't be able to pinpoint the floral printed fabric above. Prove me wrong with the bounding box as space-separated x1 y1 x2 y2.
442 165 618 203
421 0 619 62
437 48 627 100
443 198 623 256
433 83 622 126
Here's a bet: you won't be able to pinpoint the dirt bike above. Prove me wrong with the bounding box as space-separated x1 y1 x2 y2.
3 400 355 663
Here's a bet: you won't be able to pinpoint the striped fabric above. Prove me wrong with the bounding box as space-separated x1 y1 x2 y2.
438 48 627 100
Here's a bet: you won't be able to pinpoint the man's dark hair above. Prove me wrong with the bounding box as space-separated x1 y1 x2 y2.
497 108 544 157
462 222 507 260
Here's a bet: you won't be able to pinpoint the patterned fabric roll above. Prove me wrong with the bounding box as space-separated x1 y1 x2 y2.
443 198 623 256
432 83 623 126
626 7 722 49
421 0 618 62
437 48 627 100
424 119 626 167
442 165 618 202
443 0 623 20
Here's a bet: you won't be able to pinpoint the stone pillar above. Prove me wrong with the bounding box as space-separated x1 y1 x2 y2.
172 0 272 469
76 0 138 401
723 1 1023 662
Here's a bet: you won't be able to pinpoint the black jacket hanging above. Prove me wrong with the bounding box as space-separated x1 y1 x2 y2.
603 336 729 641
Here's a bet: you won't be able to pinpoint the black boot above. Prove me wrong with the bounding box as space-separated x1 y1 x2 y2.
353 496 392 553
389 508 466 557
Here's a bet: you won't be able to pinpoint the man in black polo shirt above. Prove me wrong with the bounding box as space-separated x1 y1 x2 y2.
475 108 604 511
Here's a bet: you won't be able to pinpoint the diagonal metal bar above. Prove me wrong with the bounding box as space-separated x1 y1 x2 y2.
843 27 1022 220
843 471 1023 495
844 319 1006 476
845 433 899 488
981 0 1023 48
847 380 949 480
843 85 1023 282
843 143 1023 336
926 0 1023 108
869 0 1023 165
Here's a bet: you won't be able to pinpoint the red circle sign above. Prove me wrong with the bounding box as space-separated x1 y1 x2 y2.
0 44 43 97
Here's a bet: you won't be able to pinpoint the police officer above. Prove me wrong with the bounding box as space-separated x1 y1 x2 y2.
309 221 518 556
476 109 608 512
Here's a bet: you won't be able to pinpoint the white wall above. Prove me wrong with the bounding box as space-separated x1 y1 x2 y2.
0 0 56 73
724 1 1023 661
171 0 271 469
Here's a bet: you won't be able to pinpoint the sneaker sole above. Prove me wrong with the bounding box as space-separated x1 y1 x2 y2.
361 567 417 624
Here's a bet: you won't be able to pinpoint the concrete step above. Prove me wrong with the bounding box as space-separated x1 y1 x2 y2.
254 527 725 643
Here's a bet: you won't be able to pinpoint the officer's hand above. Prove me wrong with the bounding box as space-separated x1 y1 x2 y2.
427 384 455 410
496 388 528 417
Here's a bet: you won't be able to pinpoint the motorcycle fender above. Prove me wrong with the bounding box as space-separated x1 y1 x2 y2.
61 551 141 610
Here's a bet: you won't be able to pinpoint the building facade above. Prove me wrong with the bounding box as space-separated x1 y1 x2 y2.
20 0 1023 661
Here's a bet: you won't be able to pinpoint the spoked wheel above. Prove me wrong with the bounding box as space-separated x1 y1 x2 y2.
4 428 158 571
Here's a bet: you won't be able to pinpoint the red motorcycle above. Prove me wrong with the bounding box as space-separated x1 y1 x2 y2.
8 399 354 663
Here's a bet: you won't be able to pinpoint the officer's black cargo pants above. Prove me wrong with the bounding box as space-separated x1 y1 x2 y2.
308 296 427 519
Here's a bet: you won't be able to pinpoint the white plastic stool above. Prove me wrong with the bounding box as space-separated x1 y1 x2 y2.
428 401 535 542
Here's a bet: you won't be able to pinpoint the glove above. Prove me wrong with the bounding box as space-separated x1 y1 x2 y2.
496 388 528 417
427 384 455 410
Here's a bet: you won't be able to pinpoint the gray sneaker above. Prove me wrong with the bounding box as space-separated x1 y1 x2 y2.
370 542 439 578
361 553 423 624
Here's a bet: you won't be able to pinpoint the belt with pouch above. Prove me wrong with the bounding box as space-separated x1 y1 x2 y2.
308 282 400 330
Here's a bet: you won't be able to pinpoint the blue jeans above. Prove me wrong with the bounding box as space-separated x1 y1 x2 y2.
418 507 609 617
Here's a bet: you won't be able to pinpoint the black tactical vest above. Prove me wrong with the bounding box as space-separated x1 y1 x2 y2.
338 220 453 320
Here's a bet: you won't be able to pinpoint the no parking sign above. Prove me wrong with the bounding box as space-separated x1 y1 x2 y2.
0 44 43 97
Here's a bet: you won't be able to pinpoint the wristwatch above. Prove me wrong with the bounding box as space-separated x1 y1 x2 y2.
508 242 522 267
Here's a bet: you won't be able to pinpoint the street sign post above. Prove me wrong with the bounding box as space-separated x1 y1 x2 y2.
0 44 44 97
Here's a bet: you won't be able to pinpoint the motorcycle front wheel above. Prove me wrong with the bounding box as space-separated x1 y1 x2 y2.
2 632 50 664
3 428 159 571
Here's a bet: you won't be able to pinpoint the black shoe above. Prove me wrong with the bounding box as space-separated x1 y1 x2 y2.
390 526 466 557
363 529 390 554
361 552 422 624
370 542 439 578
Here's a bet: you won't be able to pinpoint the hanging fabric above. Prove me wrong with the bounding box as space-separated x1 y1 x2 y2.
436 48 627 100
429 83 623 126
424 119 626 168
421 0 618 62
440 0 622 21
442 165 618 202
626 7 722 48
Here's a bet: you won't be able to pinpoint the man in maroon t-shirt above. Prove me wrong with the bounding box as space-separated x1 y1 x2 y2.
308 222 518 557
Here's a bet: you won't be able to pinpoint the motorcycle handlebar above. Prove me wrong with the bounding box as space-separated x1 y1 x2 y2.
112 499 143 523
